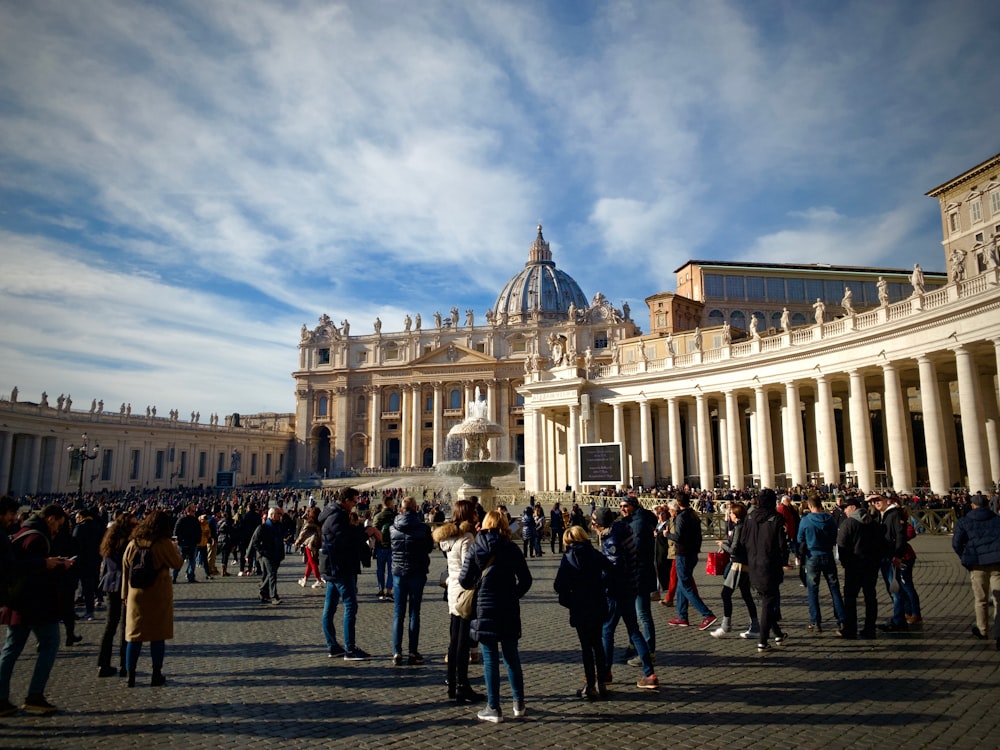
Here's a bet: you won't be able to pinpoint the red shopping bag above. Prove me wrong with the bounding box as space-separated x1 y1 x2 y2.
705 551 730 576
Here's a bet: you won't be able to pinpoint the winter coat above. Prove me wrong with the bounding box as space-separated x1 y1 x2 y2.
122 537 183 642
293 520 321 554
0 516 60 626
952 507 1000 569
743 507 787 594
174 514 201 548
627 507 658 593
319 502 368 579
459 530 531 641
433 521 475 617
720 518 749 565
372 507 397 550
520 511 537 540
251 520 286 563
797 511 839 558
549 508 566 535
237 509 261 545
668 507 702 556
837 509 882 569
598 520 638 599
216 518 235 551
878 505 909 559
553 539 612 629
389 511 432 578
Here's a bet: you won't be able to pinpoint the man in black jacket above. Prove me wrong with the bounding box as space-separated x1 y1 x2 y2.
666 494 717 631
870 494 909 632
250 507 286 605
837 496 882 639
319 488 380 660
172 505 201 583
389 496 432 665
743 488 788 651
620 494 658 659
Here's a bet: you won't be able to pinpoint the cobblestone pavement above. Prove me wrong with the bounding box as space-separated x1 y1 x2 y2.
2 535 998 750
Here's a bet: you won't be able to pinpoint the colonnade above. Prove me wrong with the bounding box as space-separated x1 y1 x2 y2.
525 340 1000 495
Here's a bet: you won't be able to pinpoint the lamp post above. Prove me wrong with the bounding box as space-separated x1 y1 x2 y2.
67 432 100 499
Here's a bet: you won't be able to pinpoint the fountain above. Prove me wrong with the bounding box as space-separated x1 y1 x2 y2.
436 387 518 509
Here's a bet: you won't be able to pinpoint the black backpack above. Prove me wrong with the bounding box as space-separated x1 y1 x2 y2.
129 545 161 589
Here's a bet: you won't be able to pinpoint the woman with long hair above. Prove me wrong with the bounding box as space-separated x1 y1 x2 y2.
431 499 483 703
96 512 136 677
293 506 323 588
122 510 183 687
710 501 759 638
459 510 532 723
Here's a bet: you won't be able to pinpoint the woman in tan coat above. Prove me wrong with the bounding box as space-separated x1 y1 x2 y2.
122 510 183 687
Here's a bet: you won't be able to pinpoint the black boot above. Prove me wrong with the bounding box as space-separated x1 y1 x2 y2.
127 671 136 688
151 671 166 687
455 684 484 703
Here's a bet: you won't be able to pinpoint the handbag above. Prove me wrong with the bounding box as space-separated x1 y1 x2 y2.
456 554 495 620
706 550 730 576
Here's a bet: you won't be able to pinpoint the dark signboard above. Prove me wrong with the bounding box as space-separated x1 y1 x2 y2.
578 442 623 484
215 471 235 489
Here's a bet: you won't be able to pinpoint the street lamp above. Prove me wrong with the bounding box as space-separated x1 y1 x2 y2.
67 432 100 499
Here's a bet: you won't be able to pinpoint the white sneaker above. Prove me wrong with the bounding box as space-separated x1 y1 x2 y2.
740 627 760 640
513 700 526 718
477 706 503 723
298 578 307 587
710 625 728 638
311 580 323 588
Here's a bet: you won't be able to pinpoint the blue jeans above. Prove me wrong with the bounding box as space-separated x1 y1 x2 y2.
323 576 358 651
635 592 655 652
174 545 197 582
804 553 846 626
478 635 524 711
675 554 713 621
126 640 165 673
0 622 60 699
376 548 392 592
897 558 921 618
880 558 906 625
392 573 426 655
602 596 654 677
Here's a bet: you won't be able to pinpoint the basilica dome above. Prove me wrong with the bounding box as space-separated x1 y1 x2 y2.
493 226 589 323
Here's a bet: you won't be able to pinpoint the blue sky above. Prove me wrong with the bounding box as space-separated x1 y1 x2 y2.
1 0 998 416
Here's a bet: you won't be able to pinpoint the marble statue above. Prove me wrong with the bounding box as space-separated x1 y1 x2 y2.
191 411 196 422
120 402 126 416
622 301 631 321
910 264 925 295
693 327 703 351
877 276 889 307
548 333 566 367
404 314 412 332
501 311 509 326
988 235 1000 269
567 337 577 362
842 286 855 315
780 307 790 332
64 395 72 412
434 311 442 328
301 324 308 340
450 307 460 325
639 344 648 363
152 406 157 417
126 403 131 417
341 319 350 336
749 316 760 340
90 399 97 414
374 317 382 334
610 341 620 364
40 392 48 407
665 333 675 357
568 302 576 322
722 322 731 345
146 406 151 418
950 248 967 283
485 309 495 325
465 309 474 327
9 386 17 402
813 298 826 325
415 313 421 330
57 394 65 411
584 346 593 374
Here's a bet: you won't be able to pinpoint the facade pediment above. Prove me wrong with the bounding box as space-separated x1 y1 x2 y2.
410 343 495 366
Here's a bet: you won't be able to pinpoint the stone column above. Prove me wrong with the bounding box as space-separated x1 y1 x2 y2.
568 404 580 492
25 435 41 496
639 398 654 488
668 396 683 487
523 407 540 492
754 385 775 488
369 386 382 467
881 361 912 492
411 384 422 467
938 378 961 485
847 370 875 492
815 374 839 487
657 405 670 483
334 388 349 474
613 401 625 447
917 355 949 494
696 392 713 489
0 431 11 495
432 383 443 463
954 345 991 492
802 394 818 479
717 398 730 483
400 386 412 468
784 381 806 486
725 391 744 489
979 371 1000 486
487 380 498 459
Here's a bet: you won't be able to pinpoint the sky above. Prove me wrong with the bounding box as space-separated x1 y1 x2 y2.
1 0 999 417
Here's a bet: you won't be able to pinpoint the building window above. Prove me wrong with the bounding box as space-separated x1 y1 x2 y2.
279 453 285 473
388 392 400 412
130 449 141 481
101 449 113 481
949 212 960 233
704 274 724 297
251 453 258 475
746 276 765 300
824 281 841 302
450 389 462 410
356 350 368 364
991 190 1000 216
791 312 807 326
318 396 328 416
155 451 165 480
515 393 525 407
425 395 433 411
970 199 983 224
265 454 272 476
179 451 187 479
770 311 782 329
766 277 785 300
510 340 526 353
475 342 486 353
357 395 365 413
594 332 608 349
787 278 805 301
725 276 745 299
199 452 207 478
385 346 399 360
318 348 330 364
707 310 725 326
218 452 225 472
729 310 746 330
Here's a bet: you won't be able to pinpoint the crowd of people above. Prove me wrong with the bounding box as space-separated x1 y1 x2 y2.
1 480 999 722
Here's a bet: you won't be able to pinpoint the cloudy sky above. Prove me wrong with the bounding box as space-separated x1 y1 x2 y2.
1 0 998 417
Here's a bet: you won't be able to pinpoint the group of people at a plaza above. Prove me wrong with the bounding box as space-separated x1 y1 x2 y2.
1 480 999 722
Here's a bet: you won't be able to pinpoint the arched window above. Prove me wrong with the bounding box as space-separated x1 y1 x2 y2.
791 312 807 327
317 396 328 417
388 391 401 412
770 311 782 330
752 311 766 330
730 310 746 330
515 393 525 407
707 309 725 327
450 389 462 410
